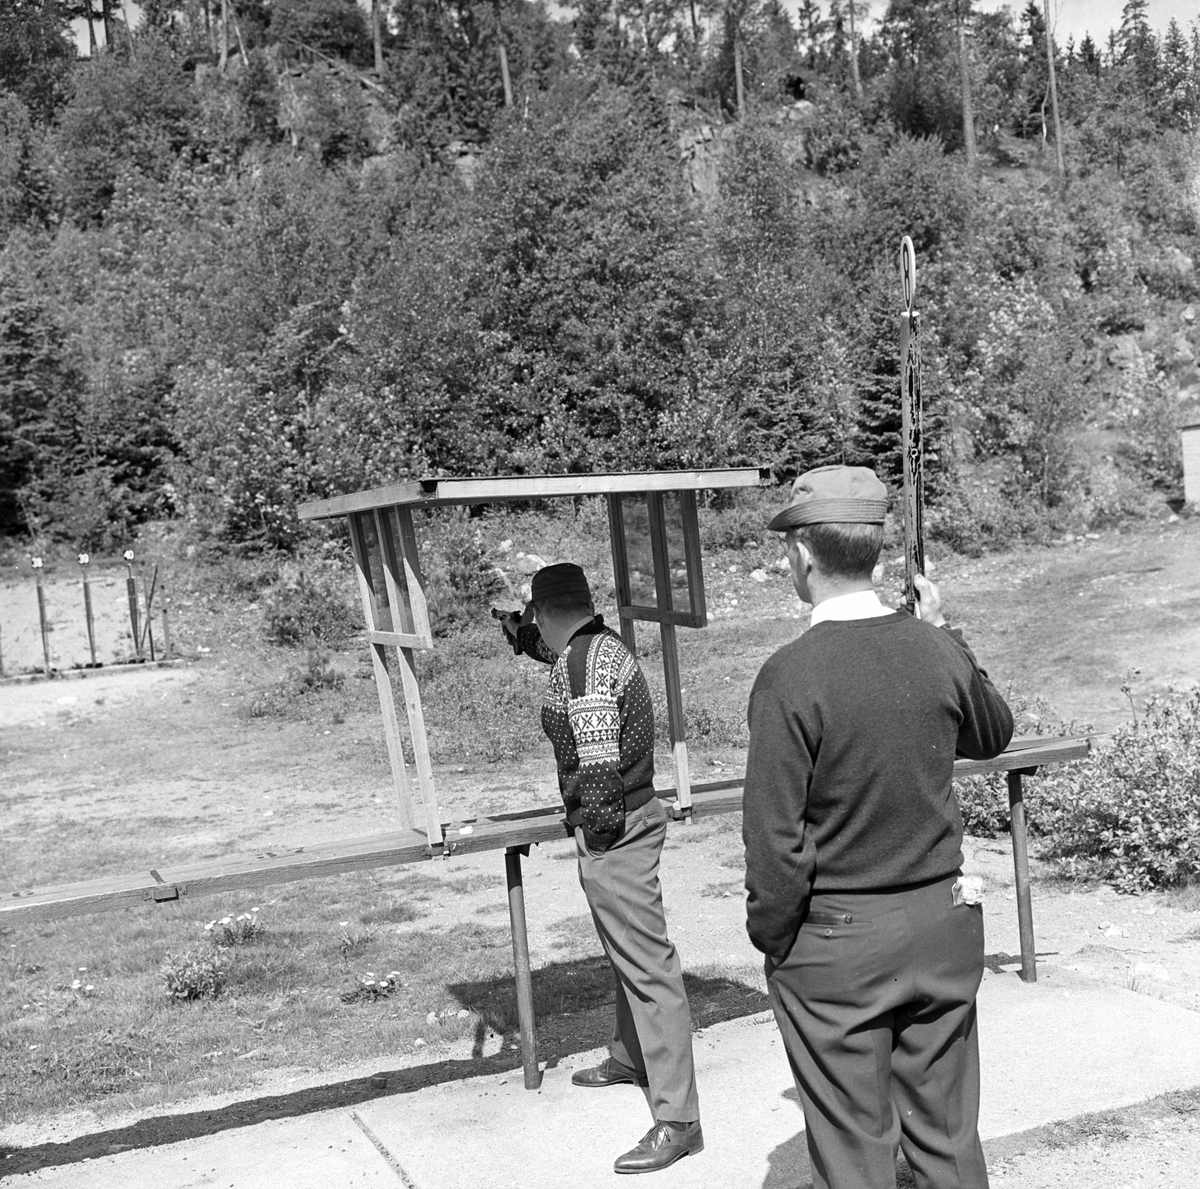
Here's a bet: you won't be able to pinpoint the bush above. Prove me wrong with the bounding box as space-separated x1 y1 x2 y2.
264 558 359 646
1034 687 1200 891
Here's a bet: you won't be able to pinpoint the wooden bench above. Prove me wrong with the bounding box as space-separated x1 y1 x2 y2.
3 735 1088 1089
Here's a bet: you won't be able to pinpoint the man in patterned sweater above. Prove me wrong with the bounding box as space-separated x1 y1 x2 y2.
499 562 702 1175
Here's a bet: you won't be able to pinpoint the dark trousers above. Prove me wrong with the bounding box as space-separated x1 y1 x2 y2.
576 796 700 1123
767 874 988 1189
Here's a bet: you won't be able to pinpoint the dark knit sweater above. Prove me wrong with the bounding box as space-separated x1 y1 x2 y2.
743 612 1014 959
520 617 656 851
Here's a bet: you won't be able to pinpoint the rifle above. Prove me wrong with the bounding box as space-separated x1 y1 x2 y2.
899 235 925 615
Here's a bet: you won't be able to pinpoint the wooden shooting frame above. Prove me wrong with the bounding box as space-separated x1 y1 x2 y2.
298 469 766 841
2 463 1092 1090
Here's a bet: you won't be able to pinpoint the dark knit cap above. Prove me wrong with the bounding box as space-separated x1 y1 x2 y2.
531 562 591 603
766 465 889 531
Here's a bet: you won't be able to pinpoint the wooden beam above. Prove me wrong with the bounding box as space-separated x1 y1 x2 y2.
607 494 638 655
1 740 1089 927
349 515 415 828
617 606 706 629
298 469 769 521
648 493 692 815
680 490 708 626
394 507 433 642
384 506 442 848
367 630 434 650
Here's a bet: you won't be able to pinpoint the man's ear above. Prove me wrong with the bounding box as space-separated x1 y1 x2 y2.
795 539 814 577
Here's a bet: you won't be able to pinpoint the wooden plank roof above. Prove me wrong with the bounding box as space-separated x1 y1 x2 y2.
298 468 771 521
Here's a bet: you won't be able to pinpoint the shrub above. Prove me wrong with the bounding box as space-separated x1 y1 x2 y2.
417 512 507 637
264 558 358 646
161 948 227 1000
1034 687 1200 891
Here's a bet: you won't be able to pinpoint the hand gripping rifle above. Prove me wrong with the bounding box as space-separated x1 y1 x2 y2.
899 235 925 615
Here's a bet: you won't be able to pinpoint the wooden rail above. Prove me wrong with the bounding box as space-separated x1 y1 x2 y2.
2 736 1088 1089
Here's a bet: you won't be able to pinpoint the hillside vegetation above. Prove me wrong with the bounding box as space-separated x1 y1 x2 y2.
1 0 1198 552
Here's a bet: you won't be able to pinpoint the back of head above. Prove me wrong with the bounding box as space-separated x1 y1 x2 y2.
531 562 593 617
767 465 888 582
792 522 883 582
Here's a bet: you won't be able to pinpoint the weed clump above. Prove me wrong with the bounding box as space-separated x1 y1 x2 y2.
340 970 404 1003
161 948 228 1000
205 908 265 946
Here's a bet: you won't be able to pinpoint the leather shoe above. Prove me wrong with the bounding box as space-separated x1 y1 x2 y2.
614 1120 704 1174
571 1057 649 1088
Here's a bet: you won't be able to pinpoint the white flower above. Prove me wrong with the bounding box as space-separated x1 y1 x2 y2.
78 553 90 565
123 549 135 561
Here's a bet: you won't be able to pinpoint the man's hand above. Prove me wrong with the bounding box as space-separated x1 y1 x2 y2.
912 573 946 627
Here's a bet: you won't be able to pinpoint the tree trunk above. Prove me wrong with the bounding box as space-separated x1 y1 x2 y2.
371 0 384 75
956 0 977 167
734 33 745 118
219 0 229 69
85 0 98 53
101 0 114 49
1042 0 1066 185
847 0 863 101
494 0 512 106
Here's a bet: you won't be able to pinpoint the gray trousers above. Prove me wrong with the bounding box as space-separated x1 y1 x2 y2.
767 874 988 1189
575 796 700 1123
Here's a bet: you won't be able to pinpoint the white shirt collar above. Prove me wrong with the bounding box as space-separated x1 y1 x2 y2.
809 589 894 626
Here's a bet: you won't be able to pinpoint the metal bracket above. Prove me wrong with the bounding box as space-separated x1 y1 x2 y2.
150 883 185 902
424 841 455 860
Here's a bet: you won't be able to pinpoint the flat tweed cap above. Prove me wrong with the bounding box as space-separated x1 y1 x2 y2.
767 465 889 531
531 562 591 602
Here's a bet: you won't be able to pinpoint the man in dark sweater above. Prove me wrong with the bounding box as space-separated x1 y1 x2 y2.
500 563 702 1175
743 466 1013 1189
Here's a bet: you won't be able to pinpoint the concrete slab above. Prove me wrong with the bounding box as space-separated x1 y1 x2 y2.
976 969 1200 1137
5 971 1200 1189
1 1109 395 1187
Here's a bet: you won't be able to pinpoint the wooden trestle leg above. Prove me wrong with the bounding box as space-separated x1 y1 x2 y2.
505 846 542 1089
1007 770 1038 983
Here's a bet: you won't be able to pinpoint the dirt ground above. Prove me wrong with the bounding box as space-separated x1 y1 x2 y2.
2 514 1200 1180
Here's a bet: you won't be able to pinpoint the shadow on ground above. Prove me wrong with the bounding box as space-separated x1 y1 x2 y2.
0 961 767 1177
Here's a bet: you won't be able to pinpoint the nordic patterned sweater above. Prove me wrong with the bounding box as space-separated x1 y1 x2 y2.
743 612 1014 960
517 617 656 851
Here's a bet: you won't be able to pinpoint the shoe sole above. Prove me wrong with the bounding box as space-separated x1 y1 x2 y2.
613 1141 703 1175
572 1079 649 1088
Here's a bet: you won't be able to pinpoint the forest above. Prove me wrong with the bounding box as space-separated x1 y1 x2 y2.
1 0 1198 554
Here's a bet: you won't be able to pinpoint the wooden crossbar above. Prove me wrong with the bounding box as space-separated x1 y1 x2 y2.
298 468 770 521
1 738 1089 927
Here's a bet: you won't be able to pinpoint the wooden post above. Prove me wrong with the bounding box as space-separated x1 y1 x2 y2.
1007 770 1038 983
81 565 97 667
33 559 51 676
647 494 692 817
391 507 443 848
123 553 142 660
606 494 638 656
348 513 417 832
161 600 172 660
505 845 542 1090
899 236 925 614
